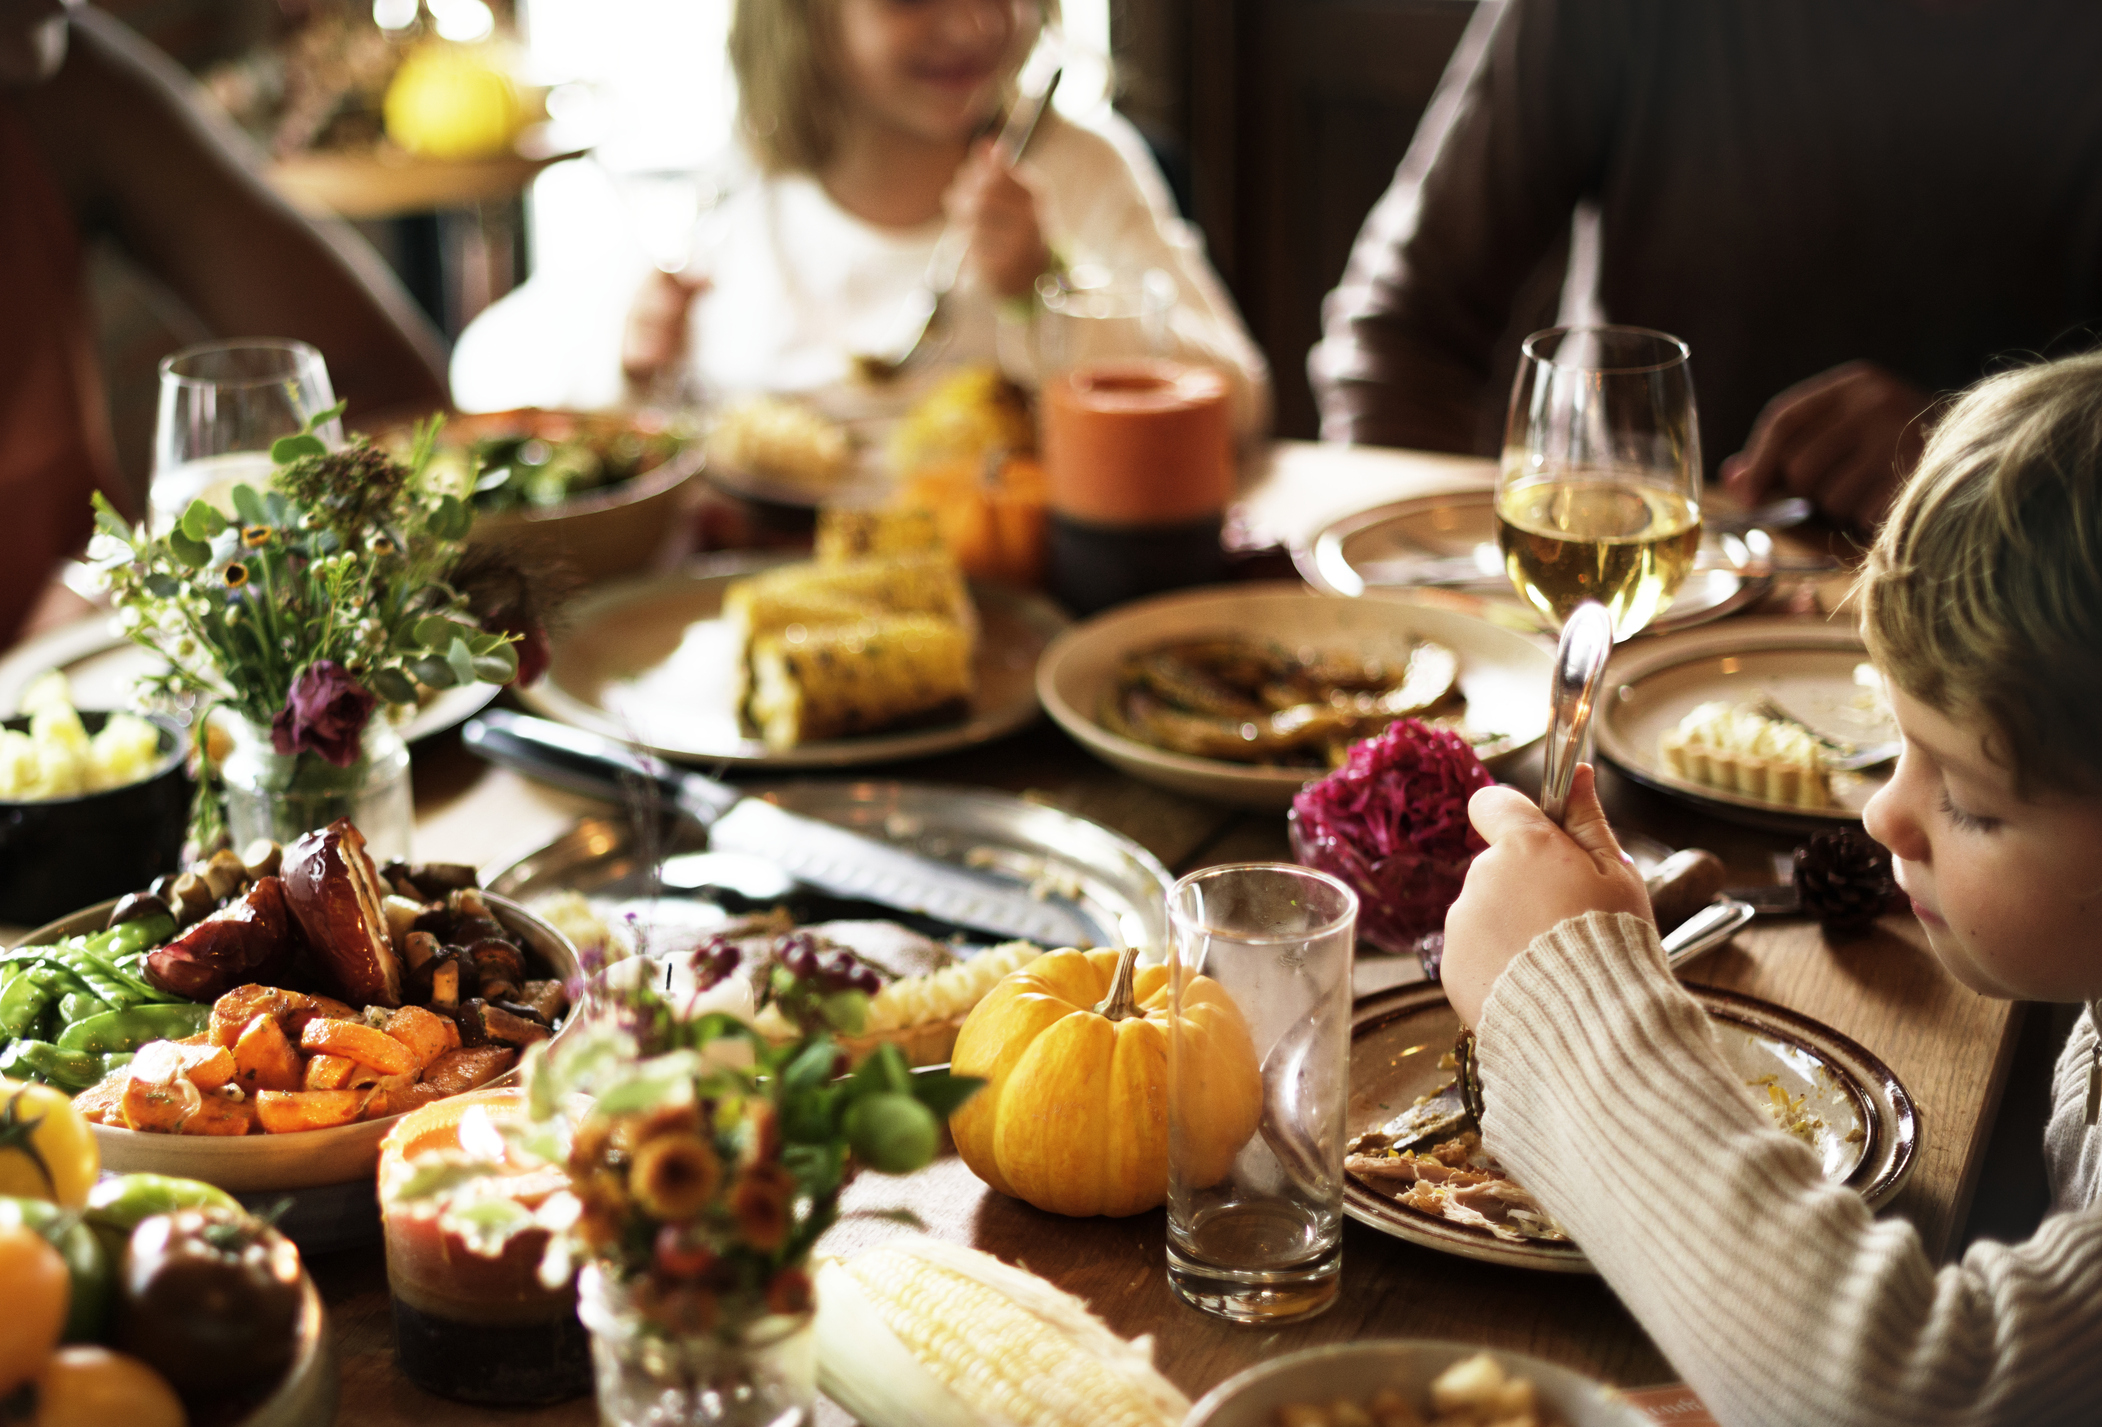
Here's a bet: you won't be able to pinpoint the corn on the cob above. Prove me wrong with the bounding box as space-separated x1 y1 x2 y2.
722 553 973 635
815 1237 1189 1427
748 614 974 748
815 506 944 563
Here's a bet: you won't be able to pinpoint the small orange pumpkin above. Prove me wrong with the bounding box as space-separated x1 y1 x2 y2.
948 946 1262 1218
891 454 1047 588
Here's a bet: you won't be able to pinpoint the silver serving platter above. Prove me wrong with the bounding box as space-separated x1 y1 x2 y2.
489 781 1174 953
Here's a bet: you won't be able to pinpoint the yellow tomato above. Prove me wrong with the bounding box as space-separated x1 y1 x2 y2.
31 1347 186 1427
0 1078 98 1207
0 1225 69 1395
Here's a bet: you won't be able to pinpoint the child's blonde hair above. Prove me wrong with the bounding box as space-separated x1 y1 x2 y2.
729 0 1056 175
1859 352 2102 795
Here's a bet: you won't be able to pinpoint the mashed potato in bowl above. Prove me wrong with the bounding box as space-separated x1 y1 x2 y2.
0 674 168 801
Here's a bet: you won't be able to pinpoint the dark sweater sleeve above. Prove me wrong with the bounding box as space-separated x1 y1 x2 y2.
1475 911 2102 1427
1311 0 1624 451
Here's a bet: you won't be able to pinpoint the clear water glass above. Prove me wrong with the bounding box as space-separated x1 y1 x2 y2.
152 339 339 533
1165 862 1357 1324
1033 264 1175 381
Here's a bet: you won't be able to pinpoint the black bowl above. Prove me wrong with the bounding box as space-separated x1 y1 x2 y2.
0 711 190 926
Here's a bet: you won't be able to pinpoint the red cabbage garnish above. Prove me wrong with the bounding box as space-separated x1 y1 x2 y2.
1288 719 1494 962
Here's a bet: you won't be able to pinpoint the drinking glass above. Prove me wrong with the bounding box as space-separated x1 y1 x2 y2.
152 339 340 533
1165 862 1356 1324
1497 326 1703 640
1033 264 1176 380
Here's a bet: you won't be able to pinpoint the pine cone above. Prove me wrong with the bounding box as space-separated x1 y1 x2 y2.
1794 827 1902 936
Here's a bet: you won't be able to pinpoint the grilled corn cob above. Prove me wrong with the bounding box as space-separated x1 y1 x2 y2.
721 553 973 637
748 614 974 748
815 1237 1188 1427
815 505 943 563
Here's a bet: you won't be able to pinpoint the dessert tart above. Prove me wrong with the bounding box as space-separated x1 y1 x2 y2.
1657 700 1831 808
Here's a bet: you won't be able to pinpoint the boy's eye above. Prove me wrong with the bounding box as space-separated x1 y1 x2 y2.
1938 789 2002 833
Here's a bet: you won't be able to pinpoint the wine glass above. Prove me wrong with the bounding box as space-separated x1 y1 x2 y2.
1496 325 1702 641
152 339 340 533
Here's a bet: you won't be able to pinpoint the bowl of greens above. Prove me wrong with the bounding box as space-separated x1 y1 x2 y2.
422 409 705 583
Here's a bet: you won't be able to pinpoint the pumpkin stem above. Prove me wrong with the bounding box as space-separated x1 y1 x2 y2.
1092 944 1143 1022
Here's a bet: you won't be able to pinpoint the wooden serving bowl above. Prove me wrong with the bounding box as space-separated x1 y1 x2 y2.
20 893 578 1193
443 408 705 583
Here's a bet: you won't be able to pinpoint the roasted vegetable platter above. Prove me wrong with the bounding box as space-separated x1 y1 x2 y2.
2 817 575 1161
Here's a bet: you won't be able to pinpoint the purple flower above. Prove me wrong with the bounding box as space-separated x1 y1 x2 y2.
270 660 377 767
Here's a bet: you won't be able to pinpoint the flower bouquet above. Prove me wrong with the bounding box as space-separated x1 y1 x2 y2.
391 932 982 1427
89 407 542 855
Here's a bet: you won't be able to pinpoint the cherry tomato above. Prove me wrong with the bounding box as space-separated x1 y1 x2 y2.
0 1224 69 1395
0 1077 98 1207
30 1346 186 1427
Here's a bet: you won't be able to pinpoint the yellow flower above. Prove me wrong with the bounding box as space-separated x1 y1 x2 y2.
223 562 250 589
241 525 272 547
729 1163 796 1252
371 534 398 556
630 1132 722 1222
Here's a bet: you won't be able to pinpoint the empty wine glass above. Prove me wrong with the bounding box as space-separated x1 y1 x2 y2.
152 339 339 533
1496 326 1702 641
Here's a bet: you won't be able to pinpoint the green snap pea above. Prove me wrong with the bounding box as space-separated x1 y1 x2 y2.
57 991 111 1025
56 1002 210 1056
50 952 145 1010
0 972 55 1037
0 1038 105 1092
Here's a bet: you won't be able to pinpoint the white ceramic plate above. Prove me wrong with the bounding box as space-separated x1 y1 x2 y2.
1344 982 1918 1273
1596 616 1895 827
1186 1340 1651 1427
0 617 499 743
1035 582 1554 810
515 553 1067 768
1296 489 1770 634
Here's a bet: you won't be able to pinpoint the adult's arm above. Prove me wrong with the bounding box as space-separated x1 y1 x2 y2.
22 8 449 419
1477 911 2102 1427
1309 0 1620 451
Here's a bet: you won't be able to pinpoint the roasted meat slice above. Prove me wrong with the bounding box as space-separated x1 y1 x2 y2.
145 876 300 1001
281 819 404 1006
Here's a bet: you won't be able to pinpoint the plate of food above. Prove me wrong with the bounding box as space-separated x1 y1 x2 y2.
413 407 707 582
1595 617 1897 827
1343 981 1917 1273
1186 1340 1651 1427
702 393 888 508
3 821 578 1191
0 617 500 746
1036 583 1554 810
1296 489 1771 634
515 547 1067 768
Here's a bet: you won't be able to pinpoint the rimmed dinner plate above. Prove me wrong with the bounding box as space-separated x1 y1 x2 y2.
1296 489 1771 634
1035 582 1553 811
0 616 499 743
1345 981 1919 1273
488 781 1173 954
515 552 1067 769
1596 616 1895 828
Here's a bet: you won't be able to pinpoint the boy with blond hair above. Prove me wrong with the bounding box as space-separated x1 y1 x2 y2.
1443 352 2102 1425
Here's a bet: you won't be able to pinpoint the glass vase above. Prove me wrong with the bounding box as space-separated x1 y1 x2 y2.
217 709 412 861
577 1266 816 1427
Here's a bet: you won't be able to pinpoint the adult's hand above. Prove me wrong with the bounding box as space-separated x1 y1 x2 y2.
620 269 710 394
1718 360 1934 529
1441 766 1651 1028
945 137 1050 300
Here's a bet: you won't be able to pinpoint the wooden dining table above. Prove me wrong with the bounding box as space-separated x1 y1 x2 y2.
6 442 2021 1426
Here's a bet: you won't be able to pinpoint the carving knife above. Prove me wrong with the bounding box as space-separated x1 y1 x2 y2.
462 710 1096 947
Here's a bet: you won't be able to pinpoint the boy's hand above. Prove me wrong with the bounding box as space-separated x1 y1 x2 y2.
621 269 710 393
1442 766 1652 1027
947 138 1050 299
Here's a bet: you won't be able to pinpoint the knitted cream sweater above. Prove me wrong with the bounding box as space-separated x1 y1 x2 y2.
1476 912 2102 1426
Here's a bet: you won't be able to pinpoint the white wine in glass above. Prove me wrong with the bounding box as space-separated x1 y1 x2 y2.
1497 327 1702 640
152 339 340 533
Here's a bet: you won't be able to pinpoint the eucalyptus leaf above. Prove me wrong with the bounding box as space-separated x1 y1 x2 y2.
269 433 327 464
427 494 471 541
369 667 419 704
264 491 291 526
167 529 212 567
230 484 269 526
445 635 478 688
470 650 517 685
865 1043 912 1097
908 1069 985 1120
180 500 227 542
91 494 133 541
783 1037 839 1095
304 399 348 433
409 656 455 689
468 632 503 656
144 574 180 599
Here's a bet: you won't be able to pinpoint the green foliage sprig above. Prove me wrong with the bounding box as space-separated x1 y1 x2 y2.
91 406 519 730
